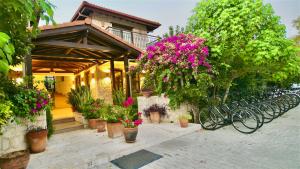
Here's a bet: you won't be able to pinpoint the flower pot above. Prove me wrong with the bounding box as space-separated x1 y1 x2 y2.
107 122 124 138
26 129 48 153
0 150 30 169
88 119 99 129
179 119 189 128
141 90 153 97
150 112 160 123
97 120 106 133
123 127 138 143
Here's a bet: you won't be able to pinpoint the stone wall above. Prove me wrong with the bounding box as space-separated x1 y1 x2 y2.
137 96 192 123
0 110 47 156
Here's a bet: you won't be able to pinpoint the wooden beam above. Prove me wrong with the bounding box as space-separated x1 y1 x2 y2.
37 25 87 38
32 57 96 63
79 49 110 60
32 53 99 60
35 40 114 52
65 39 82 55
124 55 130 97
110 59 116 92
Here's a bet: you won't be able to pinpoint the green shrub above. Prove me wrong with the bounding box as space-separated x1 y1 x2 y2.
81 99 104 119
46 106 53 138
112 89 125 106
67 86 93 112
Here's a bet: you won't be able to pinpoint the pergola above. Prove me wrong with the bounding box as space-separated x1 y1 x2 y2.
25 18 142 96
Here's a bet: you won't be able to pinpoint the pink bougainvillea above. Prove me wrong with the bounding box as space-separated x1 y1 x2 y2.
137 34 211 73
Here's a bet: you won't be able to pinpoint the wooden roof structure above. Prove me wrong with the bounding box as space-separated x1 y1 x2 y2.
71 1 161 32
31 18 142 74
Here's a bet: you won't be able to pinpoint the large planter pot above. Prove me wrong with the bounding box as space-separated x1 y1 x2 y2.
26 129 48 153
179 119 189 128
107 122 123 138
0 150 30 169
88 119 98 129
141 90 153 97
97 120 106 133
150 112 160 123
123 127 138 143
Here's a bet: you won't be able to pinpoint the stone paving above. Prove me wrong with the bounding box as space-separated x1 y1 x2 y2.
101 105 300 169
28 123 201 169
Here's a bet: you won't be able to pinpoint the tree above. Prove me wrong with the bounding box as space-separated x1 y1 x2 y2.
187 0 299 102
163 25 185 38
0 0 55 66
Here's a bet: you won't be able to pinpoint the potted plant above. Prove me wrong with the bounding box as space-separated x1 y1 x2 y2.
119 97 143 143
177 114 192 128
105 105 125 138
141 74 154 97
26 127 48 153
11 88 50 153
143 104 167 123
67 86 93 112
82 99 104 129
0 150 30 169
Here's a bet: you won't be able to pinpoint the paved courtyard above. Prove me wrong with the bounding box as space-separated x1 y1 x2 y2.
101 105 300 169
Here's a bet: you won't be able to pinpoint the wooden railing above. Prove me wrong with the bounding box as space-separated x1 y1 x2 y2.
106 27 159 50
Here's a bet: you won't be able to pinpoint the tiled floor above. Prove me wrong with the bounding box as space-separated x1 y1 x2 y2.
52 94 73 120
28 123 202 169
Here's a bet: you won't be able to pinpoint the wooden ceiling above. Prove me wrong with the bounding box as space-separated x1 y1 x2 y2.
32 25 140 74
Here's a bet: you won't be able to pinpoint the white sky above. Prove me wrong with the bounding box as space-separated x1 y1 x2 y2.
46 0 300 38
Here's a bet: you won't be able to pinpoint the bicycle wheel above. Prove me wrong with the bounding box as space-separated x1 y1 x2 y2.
247 105 264 128
199 107 218 130
231 108 259 134
268 101 281 118
257 103 275 123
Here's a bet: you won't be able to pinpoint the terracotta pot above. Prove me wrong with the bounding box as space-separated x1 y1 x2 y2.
107 122 124 138
123 127 138 143
0 150 30 169
141 90 153 97
179 119 189 128
150 112 160 123
88 119 99 129
26 129 48 153
97 120 106 133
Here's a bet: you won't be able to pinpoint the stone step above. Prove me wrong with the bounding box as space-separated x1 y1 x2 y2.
54 121 84 134
53 117 75 125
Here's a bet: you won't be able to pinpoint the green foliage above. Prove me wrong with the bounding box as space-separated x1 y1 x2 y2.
0 0 55 65
46 105 53 138
67 86 93 112
187 0 300 101
106 105 125 123
0 32 15 75
0 100 13 134
11 88 50 121
81 99 104 119
141 73 155 91
163 25 185 38
177 114 192 120
112 89 125 106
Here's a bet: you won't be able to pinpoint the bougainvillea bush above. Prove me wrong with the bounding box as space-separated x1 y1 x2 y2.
12 88 50 122
134 34 212 109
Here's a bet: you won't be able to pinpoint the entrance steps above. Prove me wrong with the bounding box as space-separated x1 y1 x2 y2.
53 117 84 134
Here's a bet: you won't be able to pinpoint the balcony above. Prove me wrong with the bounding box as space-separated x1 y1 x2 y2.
106 27 159 50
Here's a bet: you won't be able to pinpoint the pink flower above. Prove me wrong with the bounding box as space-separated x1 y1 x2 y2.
163 76 168 83
202 46 209 56
123 97 134 107
138 112 142 116
134 119 143 126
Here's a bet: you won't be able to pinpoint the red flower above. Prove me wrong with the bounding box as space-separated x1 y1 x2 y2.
123 97 134 107
138 112 142 116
